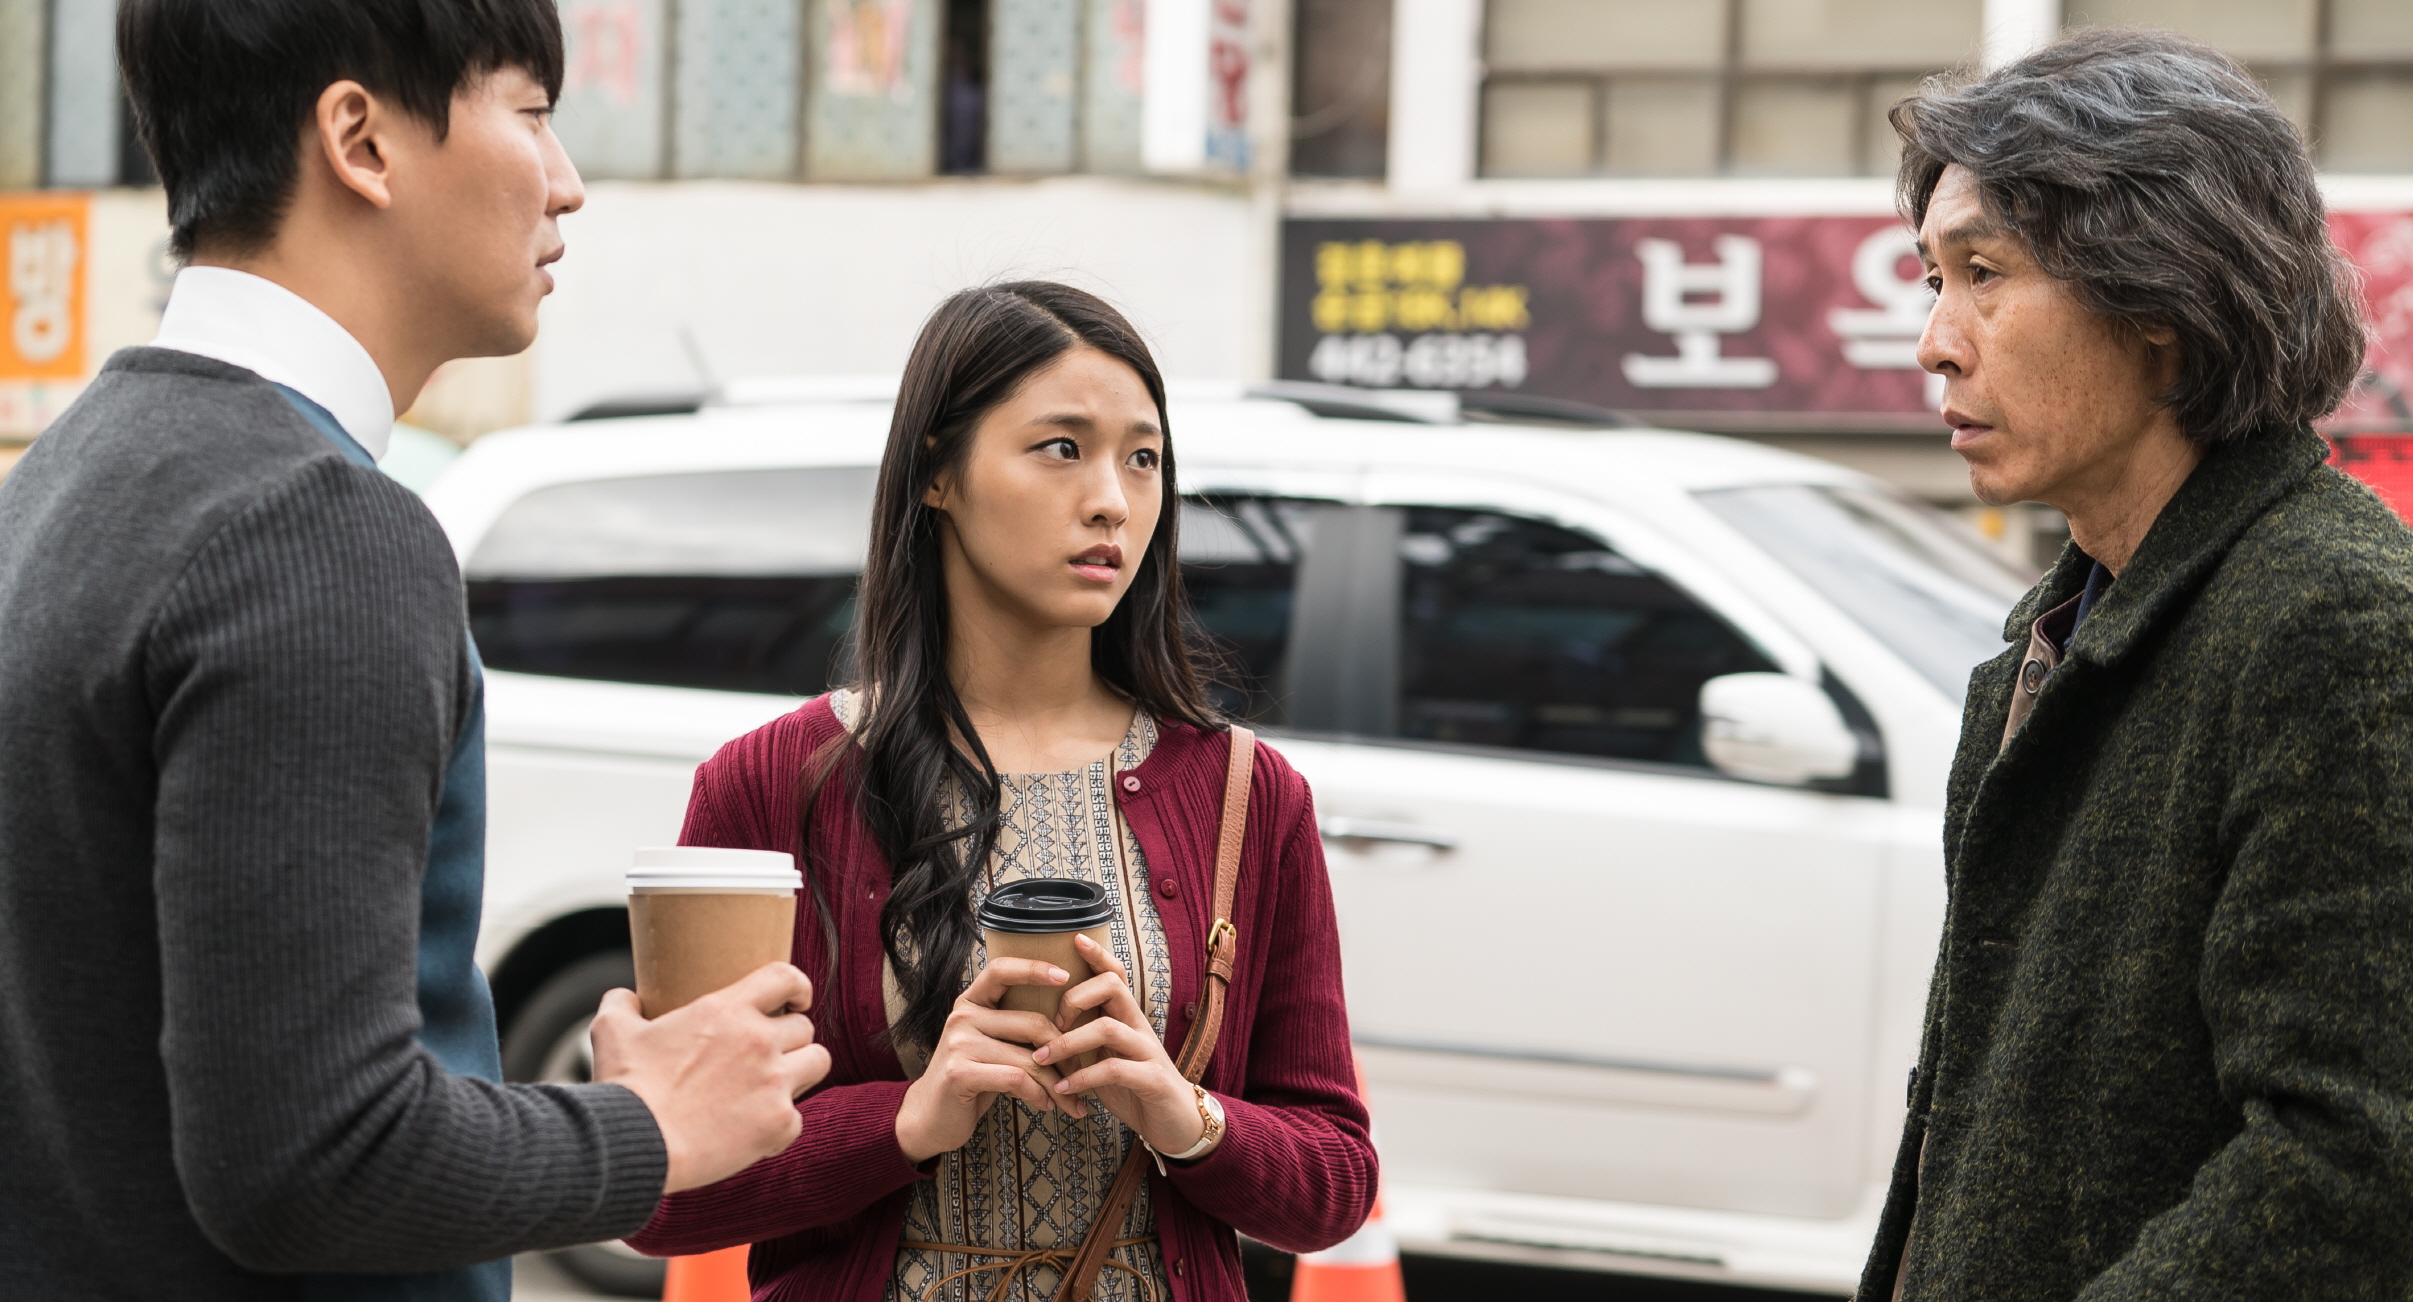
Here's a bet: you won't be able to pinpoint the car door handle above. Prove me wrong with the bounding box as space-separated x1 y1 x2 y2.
1319 816 1459 851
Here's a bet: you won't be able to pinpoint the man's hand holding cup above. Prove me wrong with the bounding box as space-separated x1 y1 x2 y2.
596 847 828 1194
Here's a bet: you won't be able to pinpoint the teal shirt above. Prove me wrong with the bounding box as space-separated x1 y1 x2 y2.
274 386 510 1302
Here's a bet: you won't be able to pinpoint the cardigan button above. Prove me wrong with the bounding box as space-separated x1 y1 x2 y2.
1120 773 1142 793
1172 1260 1186 1278
1158 876 1180 899
1184 1000 1198 1019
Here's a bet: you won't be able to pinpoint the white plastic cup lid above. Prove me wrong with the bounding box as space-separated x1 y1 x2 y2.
627 846 801 892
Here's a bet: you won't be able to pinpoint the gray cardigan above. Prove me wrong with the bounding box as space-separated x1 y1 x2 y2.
0 349 667 1299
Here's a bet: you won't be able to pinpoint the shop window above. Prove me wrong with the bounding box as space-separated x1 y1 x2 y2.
0 0 36 190
674 0 807 179
1490 0 1721 68
1729 77 1861 177
941 0 989 172
2067 0 2316 62
918 0 1148 178
2321 71 2413 173
1482 0 2413 179
539 0 1142 184
1480 83 1596 177
2064 0 2413 173
1478 0 1982 178
41 0 135 187
1603 76 1720 176
986 0 1079 172
2334 0 2413 56
1291 0 1393 179
554 0 672 181
1079 0 1148 172
808 0 944 179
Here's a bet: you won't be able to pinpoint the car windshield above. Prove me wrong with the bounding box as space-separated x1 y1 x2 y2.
1694 483 2036 699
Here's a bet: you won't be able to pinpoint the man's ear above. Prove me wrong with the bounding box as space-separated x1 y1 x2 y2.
313 79 397 210
2138 323 2182 389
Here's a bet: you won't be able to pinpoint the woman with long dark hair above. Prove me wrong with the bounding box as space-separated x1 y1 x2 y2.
626 282 1374 1302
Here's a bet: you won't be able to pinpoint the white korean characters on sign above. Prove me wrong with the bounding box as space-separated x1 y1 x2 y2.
1620 235 1777 389
1282 215 1954 418
7 210 79 374
1829 227 1945 405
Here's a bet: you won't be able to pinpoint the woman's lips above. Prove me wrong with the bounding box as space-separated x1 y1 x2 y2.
1071 546 1121 582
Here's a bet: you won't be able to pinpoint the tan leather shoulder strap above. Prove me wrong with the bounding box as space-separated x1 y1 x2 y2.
1174 725 1251 1081
1054 725 1254 1302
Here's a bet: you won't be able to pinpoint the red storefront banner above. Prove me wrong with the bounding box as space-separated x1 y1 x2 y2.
1278 213 2413 437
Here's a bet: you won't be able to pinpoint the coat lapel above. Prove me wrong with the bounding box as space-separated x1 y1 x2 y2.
2064 426 2333 670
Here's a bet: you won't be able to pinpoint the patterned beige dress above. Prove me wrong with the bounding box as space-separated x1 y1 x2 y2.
829 691 1174 1302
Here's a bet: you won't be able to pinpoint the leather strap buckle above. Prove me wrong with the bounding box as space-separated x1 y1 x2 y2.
1207 917 1236 951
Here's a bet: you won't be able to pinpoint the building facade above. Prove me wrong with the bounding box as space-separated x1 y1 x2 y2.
1285 0 2413 559
4 0 2412 555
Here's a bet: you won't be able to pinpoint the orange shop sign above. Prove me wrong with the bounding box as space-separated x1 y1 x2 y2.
2 193 88 382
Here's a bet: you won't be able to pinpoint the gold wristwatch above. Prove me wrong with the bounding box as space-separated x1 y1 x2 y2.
1146 1085 1226 1172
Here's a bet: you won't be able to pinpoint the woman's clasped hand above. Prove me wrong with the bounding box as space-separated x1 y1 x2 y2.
894 933 1207 1164
893 958 1079 1162
1035 934 1209 1156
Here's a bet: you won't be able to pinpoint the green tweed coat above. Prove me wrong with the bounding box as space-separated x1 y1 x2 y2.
1859 426 2413 1302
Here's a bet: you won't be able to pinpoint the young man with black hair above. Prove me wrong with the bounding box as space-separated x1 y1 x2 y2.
0 3 830 1298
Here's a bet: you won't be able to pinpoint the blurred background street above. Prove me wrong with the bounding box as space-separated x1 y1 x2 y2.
9 0 2413 1299
511 1249 1847 1301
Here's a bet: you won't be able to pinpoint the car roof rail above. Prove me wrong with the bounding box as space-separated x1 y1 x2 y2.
1244 381 1461 424
566 393 708 421
1454 390 1636 428
716 374 900 406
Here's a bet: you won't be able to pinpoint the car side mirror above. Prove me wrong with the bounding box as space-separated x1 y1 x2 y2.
1698 672 1860 787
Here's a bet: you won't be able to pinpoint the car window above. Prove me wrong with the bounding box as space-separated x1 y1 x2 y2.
464 468 876 696
1396 507 1778 766
1180 495 1322 725
463 472 1317 707
1694 483 2032 700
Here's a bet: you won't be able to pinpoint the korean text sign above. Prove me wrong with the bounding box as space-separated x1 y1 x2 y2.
1280 216 1933 428
2 194 88 383
1280 214 2413 432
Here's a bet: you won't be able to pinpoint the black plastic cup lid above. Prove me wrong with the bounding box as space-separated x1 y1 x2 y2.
977 878 1114 934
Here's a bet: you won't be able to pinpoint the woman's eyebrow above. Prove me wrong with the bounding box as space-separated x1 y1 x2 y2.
1030 412 1163 437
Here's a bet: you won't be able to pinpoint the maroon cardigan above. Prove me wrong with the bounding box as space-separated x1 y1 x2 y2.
624 697 1376 1302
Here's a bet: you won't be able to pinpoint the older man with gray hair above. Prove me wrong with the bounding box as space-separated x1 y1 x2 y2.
1865 28 2413 1302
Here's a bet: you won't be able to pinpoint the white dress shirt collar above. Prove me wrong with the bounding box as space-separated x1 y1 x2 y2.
150 266 396 460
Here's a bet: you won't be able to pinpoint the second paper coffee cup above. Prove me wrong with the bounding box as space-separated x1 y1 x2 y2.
627 846 800 1018
978 879 1115 1068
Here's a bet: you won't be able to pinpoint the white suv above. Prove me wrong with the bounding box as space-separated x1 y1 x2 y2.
423 384 2026 1296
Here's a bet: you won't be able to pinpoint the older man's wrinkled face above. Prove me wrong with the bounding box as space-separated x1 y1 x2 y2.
1917 165 2178 507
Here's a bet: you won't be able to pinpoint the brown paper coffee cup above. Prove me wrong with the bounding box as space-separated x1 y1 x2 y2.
977 879 1118 1072
627 847 801 1018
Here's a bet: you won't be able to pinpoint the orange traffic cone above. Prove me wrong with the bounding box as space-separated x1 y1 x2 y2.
1288 1194 1407 1302
1290 1060 1405 1302
661 1245 749 1302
